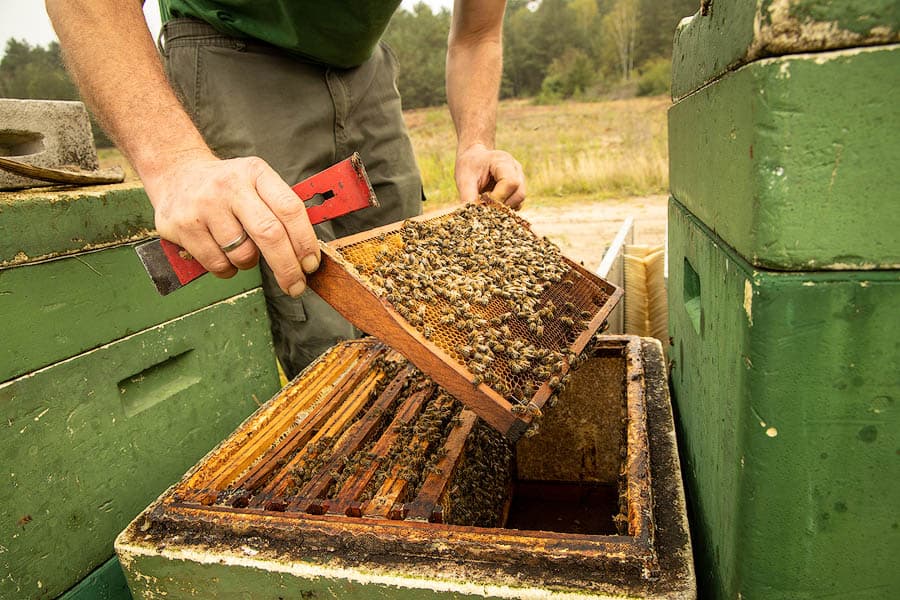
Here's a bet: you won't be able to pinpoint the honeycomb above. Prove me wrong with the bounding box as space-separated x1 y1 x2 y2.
333 202 617 410
171 340 512 526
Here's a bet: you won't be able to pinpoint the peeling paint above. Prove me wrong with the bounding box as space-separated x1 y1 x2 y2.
766 427 779 438
802 281 816 287
118 541 638 600
777 61 791 78
750 1 899 60
812 41 896 63
743 280 754 325
824 262 881 270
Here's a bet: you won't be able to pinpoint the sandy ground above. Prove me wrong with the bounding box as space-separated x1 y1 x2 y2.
518 195 668 273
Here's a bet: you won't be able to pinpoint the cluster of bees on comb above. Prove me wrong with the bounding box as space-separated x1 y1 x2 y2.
354 202 595 415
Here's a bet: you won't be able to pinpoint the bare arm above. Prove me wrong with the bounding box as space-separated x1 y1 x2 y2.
447 0 525 208
45 0 319 297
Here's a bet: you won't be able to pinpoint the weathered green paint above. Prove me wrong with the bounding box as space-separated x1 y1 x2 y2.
668 198 900 600
0 183 155 267
120 552 491 600
59 557 131 600
672 0 900 99
0 244 262 382
669 44 900 271
0 289 279 600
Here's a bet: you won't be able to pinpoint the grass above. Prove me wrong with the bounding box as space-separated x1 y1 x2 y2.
405 96 669 209
98 95 671 207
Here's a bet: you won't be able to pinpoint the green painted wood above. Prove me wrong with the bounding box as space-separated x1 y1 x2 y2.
0 289 279 600
0 183 155 267
0 243 263 382
668 198 900 600
669 44 900 271
59 557 131 600
120 553 487 599
672 0 900 99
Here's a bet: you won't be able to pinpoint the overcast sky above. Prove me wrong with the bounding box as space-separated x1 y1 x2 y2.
0 0 455 57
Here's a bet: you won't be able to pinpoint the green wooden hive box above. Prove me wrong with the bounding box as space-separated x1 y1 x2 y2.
671 0 900 101
669 43 900 271
0 183 280 599
668 200 899 599
669 5 900 596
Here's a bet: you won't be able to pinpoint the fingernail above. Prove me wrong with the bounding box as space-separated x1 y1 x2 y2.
289 281 306 298
301 254 320 274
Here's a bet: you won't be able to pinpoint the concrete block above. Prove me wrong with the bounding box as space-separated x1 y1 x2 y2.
0 99 99 190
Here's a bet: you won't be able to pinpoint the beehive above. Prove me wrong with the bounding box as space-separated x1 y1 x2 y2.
116 336 695 598
0 183 279 599
669 6 900 596
669 43 900 271
671 0 900 101
309 202 622 439
668 201 899 598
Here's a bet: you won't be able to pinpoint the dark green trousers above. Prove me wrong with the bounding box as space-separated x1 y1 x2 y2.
161 18 423 377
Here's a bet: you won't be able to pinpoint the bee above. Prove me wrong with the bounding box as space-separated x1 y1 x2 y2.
510 404 528 416
549 376 561 391
510 360 529 374
423 326 433 339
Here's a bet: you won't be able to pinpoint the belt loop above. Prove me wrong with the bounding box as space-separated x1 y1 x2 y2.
158 21 169 58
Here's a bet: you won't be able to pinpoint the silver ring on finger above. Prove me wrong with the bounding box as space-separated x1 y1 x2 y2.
219 230 249 253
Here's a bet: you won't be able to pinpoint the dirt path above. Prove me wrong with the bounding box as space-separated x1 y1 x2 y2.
519 195 668 273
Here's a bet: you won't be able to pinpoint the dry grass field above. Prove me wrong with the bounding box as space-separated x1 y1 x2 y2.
99 96 670 270
406 96 669 208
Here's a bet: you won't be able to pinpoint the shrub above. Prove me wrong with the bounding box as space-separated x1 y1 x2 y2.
636 57 671 97
537 48 595 103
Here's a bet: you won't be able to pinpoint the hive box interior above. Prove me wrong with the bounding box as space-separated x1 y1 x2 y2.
116 336 694 598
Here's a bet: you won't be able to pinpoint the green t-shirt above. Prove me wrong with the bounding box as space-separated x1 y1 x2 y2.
159 1 402 68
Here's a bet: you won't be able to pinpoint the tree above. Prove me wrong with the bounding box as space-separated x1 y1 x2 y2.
538 47 595 102
383 3 452 109
634 0 697 65
502 2 545 97
0 38 112 147
602 0 638 81
0 39 77 100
